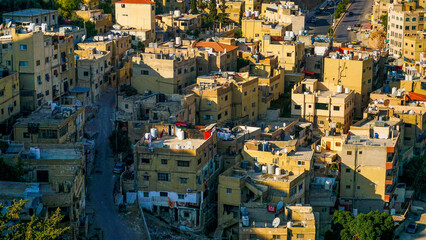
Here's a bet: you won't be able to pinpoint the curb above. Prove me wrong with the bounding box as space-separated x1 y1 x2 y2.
332 1 354 33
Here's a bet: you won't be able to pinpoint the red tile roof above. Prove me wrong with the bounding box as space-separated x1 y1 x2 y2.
195 41 238 53
115 0 155 4
406 92 426 102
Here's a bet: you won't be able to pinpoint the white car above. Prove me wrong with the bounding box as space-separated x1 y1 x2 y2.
347 26 352 31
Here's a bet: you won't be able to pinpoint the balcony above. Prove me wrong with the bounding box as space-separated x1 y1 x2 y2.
385 175 394 185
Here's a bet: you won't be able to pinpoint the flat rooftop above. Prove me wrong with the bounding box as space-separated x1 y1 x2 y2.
346 135 398 147
287 147 315 161
4 9 56 16
0 182 40 199
16 106 82 125
149 135 206 150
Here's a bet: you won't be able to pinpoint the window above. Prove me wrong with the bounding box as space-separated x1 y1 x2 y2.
121 3 126 7
346 185 351 189
297 234 304 239
412 17 417 21
197 158 201 165
357 186 360 189
253 88 256 92
297 161 305 166
319 120 324 125
40 129 57 139
346 168 350 173
225 111 228 116
347 151 352 155
143 192 149 197
20 44 27 50
294 104 301 110
59 124 68 137
161 159 168 165
315 103 328 110
289 187 297 197
272 235 281 239
406 18 410 21
405 26 410 30
335 142 341 147
36 60 40 66
180 178 188 184
141 158 150 164
298 183 303 191
178 68 182 74
244 91 247 96
143 175 149 181
5 60 10 66
225 95 228 101
227 188 232 194
287 52 292 57
177 161 190 167
160 192 168 197
333 106 340 111
84 71 89 76
24 132 30 138
19 61 29 67
218 113 222 120
412 26 416 30
252 102 256 107
158 173 170 181
178 194 185 199
321 207 327 213
359 151 363 155
244 106 247 111
141 70 149 75
249 235 257 239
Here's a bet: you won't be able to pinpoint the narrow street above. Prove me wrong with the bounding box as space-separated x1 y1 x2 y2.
86 91 146 240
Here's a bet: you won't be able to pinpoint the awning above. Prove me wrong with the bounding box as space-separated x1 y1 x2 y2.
302 70 315 75
69 87 90 93
406 92 426 102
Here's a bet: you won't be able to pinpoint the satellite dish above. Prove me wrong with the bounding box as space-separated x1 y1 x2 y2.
277 201 284 211
272 217 280 228
264 127 270 133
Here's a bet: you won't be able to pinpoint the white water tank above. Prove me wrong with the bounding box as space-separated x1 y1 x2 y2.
275 167 281 176
174 10 181 17
41 23 47 32
246 11 252 17
390 209 396 215
254 11 259 17
337 85 343 93
176 128 185 140
392 87 397 95
316 145 321 152
268 164 275 174
345 88 349 94
150 128 157 138
287 221 293 227
289 31 295 38
262 165 267 174
176 37 181 45
31 147 41 159
144 133 150 140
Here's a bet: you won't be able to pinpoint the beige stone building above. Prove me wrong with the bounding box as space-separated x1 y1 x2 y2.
13 104 85 144
0 143 86 238
244 0 261 11
74 9 113 34
3 9 58 27
340 118 402 213
291 79 355 134
387 2 425 57
225 1 245 23
75 48 113 103
0 68 20 134
134 125 221 233
156 13 201 33
261 1 306 33
323 50 373 118
0 27 76 112
372 0 392 30
132 51 197 95
239 204 316 240
403 33 426 62
261 35 305 72
241 18 288 41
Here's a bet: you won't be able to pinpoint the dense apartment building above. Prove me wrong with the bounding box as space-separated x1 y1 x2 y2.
135 125 221 233
156 0 186 14
77 34 132 85
114 0 156 43
261 35 305 72
75 48 113 103
195 41 239 74
74 9 113 34
291 79 355 134
14 104 85 144
0 68 20 135
261 1 306 33
323 50 374 118
387 2 425 56
0 143 86 238
244 0 261 11
132 51 197 94
0 27 76 112
239 204 316 240
340 118 401 213
156 12 201 33
3 9 58 27
403 33 426 62
242 18 288 41
224 1 245 23
372 0 392 30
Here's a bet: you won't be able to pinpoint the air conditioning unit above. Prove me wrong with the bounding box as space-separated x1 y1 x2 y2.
186 188 192 193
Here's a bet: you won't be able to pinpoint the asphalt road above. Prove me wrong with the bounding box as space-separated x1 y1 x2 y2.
86 91 145 240
334 0 374 42
307 7 336 35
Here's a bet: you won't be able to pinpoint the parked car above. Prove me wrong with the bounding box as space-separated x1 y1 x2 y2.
406 222 417 234
113 162 125 174
347 26 352 31
354 23 361 27
348 11 353 15
351 40 360 45
308 17 317 23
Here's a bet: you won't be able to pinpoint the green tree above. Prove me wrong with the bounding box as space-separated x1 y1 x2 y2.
379 14 388 31
120 84 138 96
0 199 69 239
234 28 242 38
401 154 426 197
218 0 228 25
326 210 394 240
208 0 218 22
55 0 81 18
190 0 199 14
0 159 23 182
109 128 131 155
